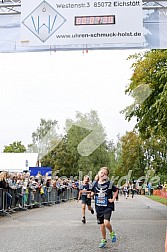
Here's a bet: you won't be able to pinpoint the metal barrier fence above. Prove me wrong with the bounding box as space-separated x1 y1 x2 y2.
0 186 79 217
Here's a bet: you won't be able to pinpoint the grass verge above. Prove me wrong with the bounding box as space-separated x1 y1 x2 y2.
145 195 167 206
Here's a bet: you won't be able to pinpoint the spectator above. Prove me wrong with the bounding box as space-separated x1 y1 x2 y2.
148 182 152 196
0 176 12 210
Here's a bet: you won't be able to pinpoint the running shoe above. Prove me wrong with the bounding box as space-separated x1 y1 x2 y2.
82 217 86 224
98 239 107 248
110 230 116 242
91 208 94 214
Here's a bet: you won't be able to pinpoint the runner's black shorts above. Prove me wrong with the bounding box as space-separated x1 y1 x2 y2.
81 197 91 206
97 211 112 224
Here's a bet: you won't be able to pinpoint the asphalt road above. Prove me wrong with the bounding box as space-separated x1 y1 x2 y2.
0 194 167 252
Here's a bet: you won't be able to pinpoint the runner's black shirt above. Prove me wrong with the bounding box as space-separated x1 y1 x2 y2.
92 180 117 213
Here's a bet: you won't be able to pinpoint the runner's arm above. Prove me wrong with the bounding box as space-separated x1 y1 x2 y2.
108 188 118 203
77 189 82 201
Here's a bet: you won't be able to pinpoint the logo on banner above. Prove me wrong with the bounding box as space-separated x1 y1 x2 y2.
22 0 66 42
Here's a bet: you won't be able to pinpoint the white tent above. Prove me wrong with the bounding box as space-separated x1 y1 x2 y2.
0 153 39 172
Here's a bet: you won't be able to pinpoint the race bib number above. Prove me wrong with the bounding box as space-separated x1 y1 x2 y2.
95 192 107 206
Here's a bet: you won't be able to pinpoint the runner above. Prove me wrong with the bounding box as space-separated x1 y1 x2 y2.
91 167 118 248
77 175 94 224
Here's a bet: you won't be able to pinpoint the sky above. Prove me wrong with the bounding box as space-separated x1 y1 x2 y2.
0 49 139 152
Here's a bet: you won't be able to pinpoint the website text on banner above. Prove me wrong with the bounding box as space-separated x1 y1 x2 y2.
21 0 143 47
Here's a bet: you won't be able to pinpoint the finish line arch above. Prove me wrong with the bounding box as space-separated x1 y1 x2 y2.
0 0 167 52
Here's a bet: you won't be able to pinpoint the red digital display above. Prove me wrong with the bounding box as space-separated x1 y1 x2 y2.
75 15 115 26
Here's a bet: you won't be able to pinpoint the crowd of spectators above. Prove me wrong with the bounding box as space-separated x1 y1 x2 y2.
0 171 79 211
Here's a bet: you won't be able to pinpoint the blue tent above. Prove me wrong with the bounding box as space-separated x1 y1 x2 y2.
29 167 52 176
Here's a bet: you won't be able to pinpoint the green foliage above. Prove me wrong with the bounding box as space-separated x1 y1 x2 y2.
3 141 26 153
146 195 167 206
42 136 74 176
41 110 110 178
121 50 167 178
143 136 167 175
156 173 167 184
27 118 59 158
119 131 146 179
107 140 118 175
64 110 110 178
112 131 167 180
124 49 167 139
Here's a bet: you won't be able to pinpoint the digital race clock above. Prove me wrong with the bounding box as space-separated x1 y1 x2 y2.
75 15 115 26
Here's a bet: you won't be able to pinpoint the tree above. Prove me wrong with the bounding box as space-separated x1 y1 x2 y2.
41 135 73 176
121 50 167 178
64 110 110 178
121 131 146 178
111 134 124 178
42 110 110 178
142 136 167 176
3 141 26 153
27 118 59 159
107 140 118 175
112 131 146 180
122 50 167 139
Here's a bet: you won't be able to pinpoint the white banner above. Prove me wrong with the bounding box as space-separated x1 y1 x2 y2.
20 0 144 47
